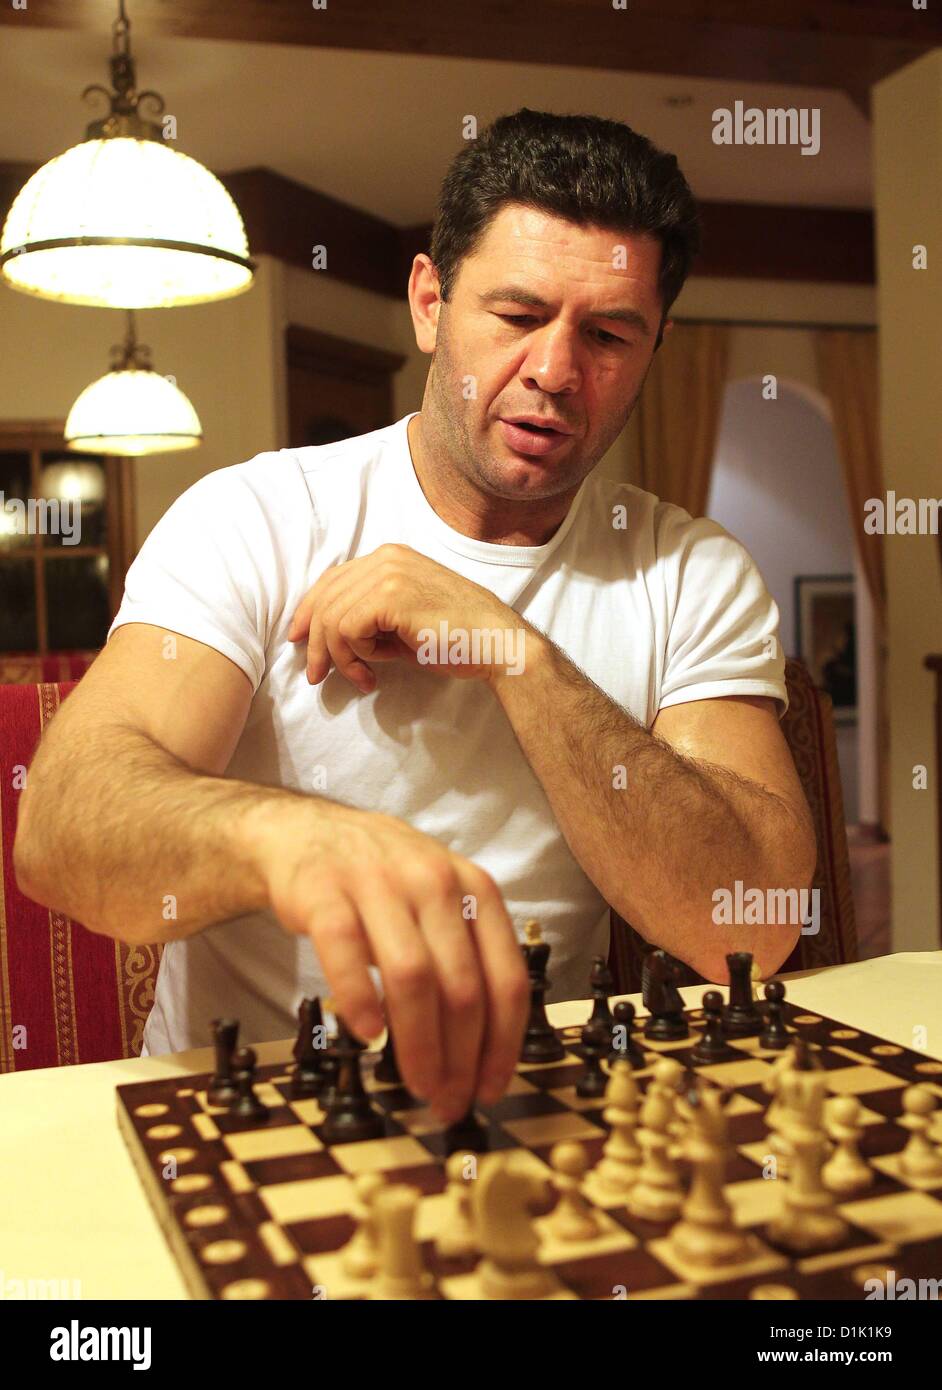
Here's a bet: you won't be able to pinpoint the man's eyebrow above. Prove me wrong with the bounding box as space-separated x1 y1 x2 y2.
478 286 651 336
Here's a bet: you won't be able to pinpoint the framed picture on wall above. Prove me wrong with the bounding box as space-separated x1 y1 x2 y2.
794 574 857 723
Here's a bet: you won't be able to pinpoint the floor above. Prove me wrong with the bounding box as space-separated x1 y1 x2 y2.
846 826 891 959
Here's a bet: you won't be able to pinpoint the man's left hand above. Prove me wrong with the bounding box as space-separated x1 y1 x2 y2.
287 543 525 693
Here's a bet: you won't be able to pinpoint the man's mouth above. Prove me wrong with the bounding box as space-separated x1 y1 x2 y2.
498 417 573 457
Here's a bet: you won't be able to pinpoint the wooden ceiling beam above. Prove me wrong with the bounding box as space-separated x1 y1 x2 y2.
0 2 937 105
0 162 874 296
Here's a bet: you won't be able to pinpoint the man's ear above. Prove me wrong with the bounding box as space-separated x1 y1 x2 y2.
653 316 674 353
408 254 443 354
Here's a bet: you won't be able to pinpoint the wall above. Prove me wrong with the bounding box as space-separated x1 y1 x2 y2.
707 377 859 822
874 51 942 953
0 254 284 548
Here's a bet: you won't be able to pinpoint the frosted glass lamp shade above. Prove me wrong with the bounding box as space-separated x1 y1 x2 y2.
65 368 202 455
0 138 254 308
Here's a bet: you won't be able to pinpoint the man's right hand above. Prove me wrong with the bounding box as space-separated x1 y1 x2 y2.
256 803 530 1124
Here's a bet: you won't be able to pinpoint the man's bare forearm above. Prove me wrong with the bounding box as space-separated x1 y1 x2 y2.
491 629 812 978
14 725 315 944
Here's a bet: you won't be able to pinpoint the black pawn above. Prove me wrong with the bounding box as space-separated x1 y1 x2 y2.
722 951 763 1037
791 1036 821 1071
759 981 789 1050
589 956 616 1044
690 990 738 1064
321 1015 385 1143
208 1018 239 1106
609 1001 646 1069
576 1016 610 1098
520 921 565 1064
290 997 324 1098
231 1047 268 1122
374 1027 401 1085
317 1042 340 1112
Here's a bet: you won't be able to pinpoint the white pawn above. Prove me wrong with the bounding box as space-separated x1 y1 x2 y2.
369 1184 435 1300
648 1057 687 1149
435 1152 477 1259
340 1171 385 1278
822 1096 873 1196
545 1141 603 1242
764 1048 798 1176
899 1086 942 1181
627 1081 684 1222
591 1060 642 1197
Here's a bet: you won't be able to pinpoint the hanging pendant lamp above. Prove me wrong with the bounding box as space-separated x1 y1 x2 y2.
65 311 202 455
0 1 254 309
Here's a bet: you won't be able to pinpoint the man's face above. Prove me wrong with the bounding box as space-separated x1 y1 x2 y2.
421 203 665 502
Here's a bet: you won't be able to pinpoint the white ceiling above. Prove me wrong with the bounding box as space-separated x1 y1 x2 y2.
1 27 873 221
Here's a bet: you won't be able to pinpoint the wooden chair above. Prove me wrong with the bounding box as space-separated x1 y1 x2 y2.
0 650 99 684
0 680 161 1072
608 658 859 993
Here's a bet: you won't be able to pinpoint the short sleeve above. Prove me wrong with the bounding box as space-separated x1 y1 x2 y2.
656 506 788 718
107 461 288 693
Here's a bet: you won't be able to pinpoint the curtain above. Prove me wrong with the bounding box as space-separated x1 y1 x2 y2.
626 321 730 516
814 329 890 835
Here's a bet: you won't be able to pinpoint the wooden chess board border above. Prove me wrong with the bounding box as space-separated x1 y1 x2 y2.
115 1004 942 1302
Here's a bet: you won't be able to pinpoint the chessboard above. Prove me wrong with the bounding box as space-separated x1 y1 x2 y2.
116 997 942 1301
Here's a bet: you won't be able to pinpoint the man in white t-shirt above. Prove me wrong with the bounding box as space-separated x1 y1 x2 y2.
15 109 815 1125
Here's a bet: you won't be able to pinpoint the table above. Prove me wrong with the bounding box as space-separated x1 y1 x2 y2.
2 951 940 1300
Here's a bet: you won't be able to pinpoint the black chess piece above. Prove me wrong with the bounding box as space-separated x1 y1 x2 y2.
444 1107 490 1156
690 990 738 1064
722 951 763 1037
290 997 324 1098
609 1000 646 1068
208 1018 240 1106
589 956 616 1044
642 949 689 1041
320 1015 386 1143
374 1026 401 1085
759 981 789 1050
520 920 565 1064
576 1016 610 1098
231 1046 268 1122
317 1043 340 1112
790 1036 822 1071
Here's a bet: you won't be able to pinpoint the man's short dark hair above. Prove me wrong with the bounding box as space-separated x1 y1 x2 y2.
429 108 701 351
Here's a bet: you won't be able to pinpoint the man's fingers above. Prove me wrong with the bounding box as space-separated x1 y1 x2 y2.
308 572 387 689
355 884 446 1103
303 888 384 1041
458 869 529 1104
410 885 487 1124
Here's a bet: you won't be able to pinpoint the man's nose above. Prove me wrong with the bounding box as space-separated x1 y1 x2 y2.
519 323 582 395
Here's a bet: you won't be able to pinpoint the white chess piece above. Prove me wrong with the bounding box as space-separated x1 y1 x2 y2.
627 1081 684 1222
472 1152 556 1300
822 1096 873 1196
767 1069 848 1253
591 1060 641 1197
667 1085 753 1270
434 1152 477 1259
340 1171 386 1278
899 1086 942 1181
545 1141 603 1242
369 1184 435 1300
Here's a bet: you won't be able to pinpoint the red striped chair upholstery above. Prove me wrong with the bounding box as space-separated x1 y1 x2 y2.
608 657 859 993
0 680 161 1072
0 650 99 684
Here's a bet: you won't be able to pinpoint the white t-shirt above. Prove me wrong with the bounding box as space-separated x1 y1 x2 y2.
108 412 787 1054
